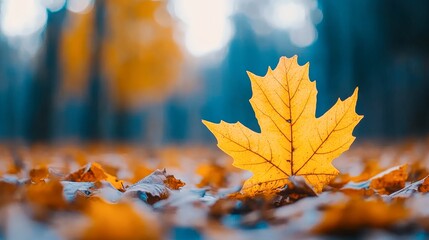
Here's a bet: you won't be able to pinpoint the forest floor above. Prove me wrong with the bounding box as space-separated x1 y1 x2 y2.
1 139 429 239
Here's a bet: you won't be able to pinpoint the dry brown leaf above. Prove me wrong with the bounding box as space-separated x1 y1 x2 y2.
389 175 429 198
164 174 186 190
408 161 429 182
65 162 125 191
29 167 49 183
369 164 408 194
342 164 408 195
418 177 429 193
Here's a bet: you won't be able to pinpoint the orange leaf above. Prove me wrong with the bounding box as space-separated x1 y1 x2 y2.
83 199 160 240
65 162 125 191
313 198 408 234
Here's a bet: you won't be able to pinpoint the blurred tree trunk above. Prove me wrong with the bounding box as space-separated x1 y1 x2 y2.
84 0 108 141
30 10 66 142
321 0 429 139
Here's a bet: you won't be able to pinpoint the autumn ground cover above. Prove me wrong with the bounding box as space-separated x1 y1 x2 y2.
1 56 429 239
1 141 429 239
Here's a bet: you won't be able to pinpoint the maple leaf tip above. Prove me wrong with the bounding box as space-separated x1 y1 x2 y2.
246 71 258 80
304 62 310 68
202 120 216 129
278 55 300 66
336 97 342 104
291 55 299 63
288 55 298 60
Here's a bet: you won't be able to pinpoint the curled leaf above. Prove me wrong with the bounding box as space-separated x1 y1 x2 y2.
125 169 185 204
343 164 408 195
65 162 125 191
389 175 429 198
369 164 408 194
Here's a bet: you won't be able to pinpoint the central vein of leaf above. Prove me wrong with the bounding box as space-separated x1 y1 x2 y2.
284 60 294 176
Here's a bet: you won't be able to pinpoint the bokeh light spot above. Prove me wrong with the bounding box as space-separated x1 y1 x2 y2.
290 23 317 47
66 0 94 14
0 0 47 37
171 0 234 57
266 1 307 30
40 0 66 12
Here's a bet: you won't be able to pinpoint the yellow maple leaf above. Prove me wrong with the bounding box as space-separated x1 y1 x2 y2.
203 56 363 194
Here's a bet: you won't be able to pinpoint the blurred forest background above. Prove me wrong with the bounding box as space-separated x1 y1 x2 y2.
0 0 428 145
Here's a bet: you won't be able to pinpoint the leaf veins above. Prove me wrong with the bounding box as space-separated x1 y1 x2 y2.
203 56 363 194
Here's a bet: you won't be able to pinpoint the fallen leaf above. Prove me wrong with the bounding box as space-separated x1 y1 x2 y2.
330 159 383 188
125 169 185 204
369 164 408 194
164 173 186 190
343 164 408 195
25 181 68 220
313 197 409 235
418 176 429 193
273 192 345 220
389 175 429 198
203 56 362 194
225 177 319 213
61 181 95 202
229 176 319 208
83 199 160 240
29 167 49 183
64 162 125 191
196 163 228 189
407 161 429 182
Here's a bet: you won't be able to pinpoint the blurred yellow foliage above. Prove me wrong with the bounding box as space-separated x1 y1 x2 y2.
60 11 93 95
60 1 182 108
